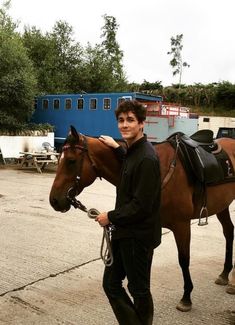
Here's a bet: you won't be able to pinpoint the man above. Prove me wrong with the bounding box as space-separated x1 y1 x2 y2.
96 100 161 325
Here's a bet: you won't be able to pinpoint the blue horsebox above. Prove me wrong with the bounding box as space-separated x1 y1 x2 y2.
31 92 163 143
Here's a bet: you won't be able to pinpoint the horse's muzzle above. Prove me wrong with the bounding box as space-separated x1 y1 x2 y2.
49 195 71 212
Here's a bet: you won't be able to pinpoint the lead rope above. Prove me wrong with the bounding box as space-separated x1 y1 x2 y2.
87 208 114 267
66 189 114 267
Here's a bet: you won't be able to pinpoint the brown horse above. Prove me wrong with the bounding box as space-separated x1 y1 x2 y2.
49 126 235 312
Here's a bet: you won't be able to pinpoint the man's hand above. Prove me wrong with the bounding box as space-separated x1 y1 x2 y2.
99 135 120 149
95 212 110 227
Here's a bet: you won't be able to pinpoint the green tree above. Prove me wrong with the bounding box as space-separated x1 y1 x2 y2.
82 43 115 92
216 81 235 110
22 26 56 93
23 21 84 94
50 20 84 92
100 14 127 91
167 34 190 86
22 14 128 94
0 0 16 32
139 80 163 93
0 1 37 130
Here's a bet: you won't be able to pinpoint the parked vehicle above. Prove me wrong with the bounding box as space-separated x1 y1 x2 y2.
216 127 235 139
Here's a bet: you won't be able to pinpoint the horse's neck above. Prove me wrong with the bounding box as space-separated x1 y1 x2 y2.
89 139 176 186
90 139 175 185
90 138 121 186
97 147 121 185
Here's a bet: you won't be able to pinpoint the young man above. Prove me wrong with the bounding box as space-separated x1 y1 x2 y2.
96 100 161 325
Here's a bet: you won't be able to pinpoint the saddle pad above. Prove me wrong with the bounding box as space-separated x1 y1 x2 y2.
214 150 235 180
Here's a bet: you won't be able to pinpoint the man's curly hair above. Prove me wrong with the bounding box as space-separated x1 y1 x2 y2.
115 100 147 122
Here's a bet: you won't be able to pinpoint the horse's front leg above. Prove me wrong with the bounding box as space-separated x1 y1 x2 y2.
172 221 193 312
215 208 234 286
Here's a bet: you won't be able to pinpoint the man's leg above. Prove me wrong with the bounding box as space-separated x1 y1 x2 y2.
123 239 154 325
134 295 154 325
103 239 142 325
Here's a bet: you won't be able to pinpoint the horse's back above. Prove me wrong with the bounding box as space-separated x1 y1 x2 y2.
217 137 235 166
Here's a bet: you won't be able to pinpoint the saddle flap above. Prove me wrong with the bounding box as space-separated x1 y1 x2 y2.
179 138 224 184
193 146 224 183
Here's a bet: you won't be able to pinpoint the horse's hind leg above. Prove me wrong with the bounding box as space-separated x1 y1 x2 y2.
226 264 235 294
215 207 234 286
172 221 193 312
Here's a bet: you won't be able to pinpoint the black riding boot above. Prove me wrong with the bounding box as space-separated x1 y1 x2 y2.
108 294 142 325
134 295 154 325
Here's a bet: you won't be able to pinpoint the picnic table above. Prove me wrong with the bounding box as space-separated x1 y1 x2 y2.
20 151 60 173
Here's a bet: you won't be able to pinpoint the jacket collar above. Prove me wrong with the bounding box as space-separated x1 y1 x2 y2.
126 134 147 154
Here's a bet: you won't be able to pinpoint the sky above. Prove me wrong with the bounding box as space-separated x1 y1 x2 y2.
6 0 235 86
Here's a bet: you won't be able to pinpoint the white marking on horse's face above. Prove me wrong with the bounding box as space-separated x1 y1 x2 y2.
59 152 64 164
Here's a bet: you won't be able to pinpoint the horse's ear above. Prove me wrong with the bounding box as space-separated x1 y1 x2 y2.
70 125 79 139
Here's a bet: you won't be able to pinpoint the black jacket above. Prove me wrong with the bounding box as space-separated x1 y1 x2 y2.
108 136 161 248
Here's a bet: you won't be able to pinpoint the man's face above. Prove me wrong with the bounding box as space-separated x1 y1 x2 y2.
117 111 144 145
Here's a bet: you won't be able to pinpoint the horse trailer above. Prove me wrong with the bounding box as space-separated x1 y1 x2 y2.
31 92 198 146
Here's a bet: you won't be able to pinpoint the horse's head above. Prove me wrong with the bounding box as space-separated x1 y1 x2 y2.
49 126 98 212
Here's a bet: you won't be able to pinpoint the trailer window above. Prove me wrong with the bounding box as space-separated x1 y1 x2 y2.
90 98 97 110
42 99 49 109
77 98 84 110
117 97 125 107
65 98 72 109
103 98 111 110
53 99 60 109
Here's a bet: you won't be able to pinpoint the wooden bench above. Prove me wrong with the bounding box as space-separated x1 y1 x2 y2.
20 152 59 173
34 158 58 173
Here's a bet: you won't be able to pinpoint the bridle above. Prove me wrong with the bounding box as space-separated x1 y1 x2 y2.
62 134 113 266
63 134 101 211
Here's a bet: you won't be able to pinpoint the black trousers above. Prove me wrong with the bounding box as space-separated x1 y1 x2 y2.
103 238 154 325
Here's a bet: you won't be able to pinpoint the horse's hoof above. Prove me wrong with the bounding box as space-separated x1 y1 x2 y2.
226 284 235 294
215 275 228 285
176 301 192 312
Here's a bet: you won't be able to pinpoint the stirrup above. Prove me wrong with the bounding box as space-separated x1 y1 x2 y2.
198 206 208 226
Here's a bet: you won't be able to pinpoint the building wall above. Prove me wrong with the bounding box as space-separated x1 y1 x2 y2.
0 133 54 158
144 116 198 142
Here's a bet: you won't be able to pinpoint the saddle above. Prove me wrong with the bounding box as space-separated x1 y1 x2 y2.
168 129 235 185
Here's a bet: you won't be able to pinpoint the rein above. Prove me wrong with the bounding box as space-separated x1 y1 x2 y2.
64 135 113 267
